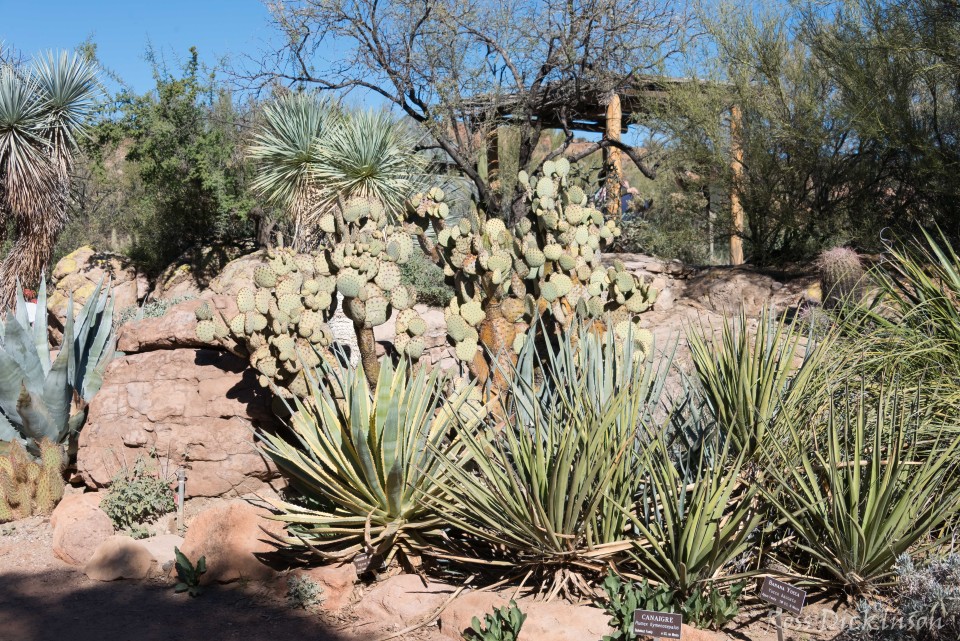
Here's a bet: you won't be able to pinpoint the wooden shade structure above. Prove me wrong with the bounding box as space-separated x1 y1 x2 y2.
465 76 745 264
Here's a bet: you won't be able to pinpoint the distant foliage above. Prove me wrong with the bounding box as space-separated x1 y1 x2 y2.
116 295 195 327
399 249 452 308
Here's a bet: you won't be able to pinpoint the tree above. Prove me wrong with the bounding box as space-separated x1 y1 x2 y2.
0 51 99 304
245 0 687 223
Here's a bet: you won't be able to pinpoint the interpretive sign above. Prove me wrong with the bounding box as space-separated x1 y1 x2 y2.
759 577 807 615
633 610 683 639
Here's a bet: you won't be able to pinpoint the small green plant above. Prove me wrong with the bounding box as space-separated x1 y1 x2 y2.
601 571 675 641
680 581 745 631
286 574 324 609
600 571 745 636
174 547 206 597
464 600 526 641
101 455 174 538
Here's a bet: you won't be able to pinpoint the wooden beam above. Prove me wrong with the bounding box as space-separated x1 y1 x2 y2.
603 93 623 224
486 126 500 190
729 104 745 265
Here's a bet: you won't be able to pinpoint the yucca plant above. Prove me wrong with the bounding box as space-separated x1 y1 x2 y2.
258 358 473 569
686 307 830 459
0 51 99 305
0 276 114 452
758 382 960 596
429 320 672 598
248 96 425 244
625 434 762 605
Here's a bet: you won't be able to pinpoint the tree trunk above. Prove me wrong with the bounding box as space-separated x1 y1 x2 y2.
354 321 380 387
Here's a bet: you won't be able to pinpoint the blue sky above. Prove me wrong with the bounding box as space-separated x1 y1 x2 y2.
0 0 274 92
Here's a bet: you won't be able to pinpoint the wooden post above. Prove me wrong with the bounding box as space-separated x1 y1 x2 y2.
486 126 500 191
603 93 623 223
729 104 745 265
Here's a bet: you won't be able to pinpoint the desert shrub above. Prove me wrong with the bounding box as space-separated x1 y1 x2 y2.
101 456 175 539
758 382 960 595
857 552 960 640
116 295 194 327
257 358 478 569
625 435 760 619
400 248 452 308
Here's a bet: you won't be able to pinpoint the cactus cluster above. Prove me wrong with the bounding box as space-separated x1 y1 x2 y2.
196 196 432 396
434 160 657 366
0 440 65 523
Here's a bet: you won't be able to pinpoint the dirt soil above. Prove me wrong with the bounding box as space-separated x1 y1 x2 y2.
0 516 847 641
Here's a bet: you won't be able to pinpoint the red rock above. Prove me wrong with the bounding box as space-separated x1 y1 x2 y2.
84 535 155 581
440 593 612 641
50 492 115 566
176 500 285 584
76 348 283 499
47 245 147 324
116 296 237 353
354 574 458 625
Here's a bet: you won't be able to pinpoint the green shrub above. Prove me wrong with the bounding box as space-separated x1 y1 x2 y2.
599 571 745 636
101 455 175 539
399 248 452 308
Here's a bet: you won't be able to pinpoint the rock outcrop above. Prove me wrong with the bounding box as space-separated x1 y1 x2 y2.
48 245 148 323
50 492 115 566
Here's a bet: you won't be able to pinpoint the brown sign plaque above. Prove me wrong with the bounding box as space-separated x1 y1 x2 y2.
633 610 683 639
759 577 806 615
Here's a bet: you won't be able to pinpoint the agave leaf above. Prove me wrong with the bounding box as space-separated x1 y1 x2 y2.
0 349 26 422
2 313 45 396
0 411 22 443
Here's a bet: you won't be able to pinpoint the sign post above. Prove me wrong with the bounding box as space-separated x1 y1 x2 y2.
633 610 683 640
758 577 807 641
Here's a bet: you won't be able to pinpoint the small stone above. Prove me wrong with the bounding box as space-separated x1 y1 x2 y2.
50 493 115 566
84 535 155 581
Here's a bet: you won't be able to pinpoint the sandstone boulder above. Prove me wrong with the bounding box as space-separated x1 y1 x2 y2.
116 296 238 353
206 250 264 298
84 535 155 581
50 492 115 566
355 574 458 624
48 245 148 323
76 348 283 498
152 243 255 300
176 500 285 584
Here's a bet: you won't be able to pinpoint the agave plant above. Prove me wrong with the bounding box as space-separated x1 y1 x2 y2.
258 357 474 569
0 51 99 305
0 277 115 452
758 382 960 595
686 307 830 459
429 320 672 598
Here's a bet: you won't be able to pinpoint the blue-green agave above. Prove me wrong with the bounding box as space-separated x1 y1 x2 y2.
0 277 115 452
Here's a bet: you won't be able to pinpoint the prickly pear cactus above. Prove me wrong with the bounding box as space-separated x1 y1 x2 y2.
195 195 436 395
433 160 657 382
